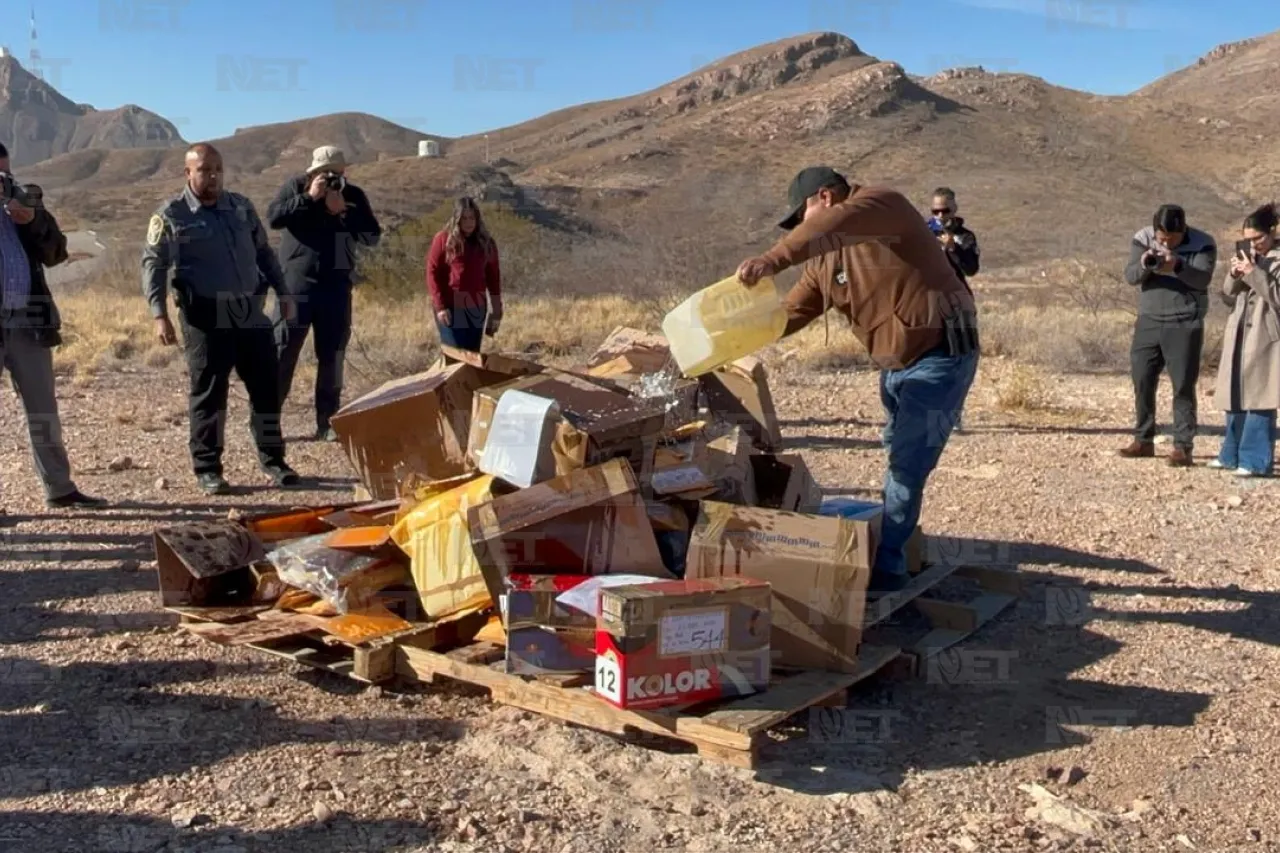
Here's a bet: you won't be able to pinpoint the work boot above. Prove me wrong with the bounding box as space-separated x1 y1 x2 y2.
197 473 232 496
1167 447 1193 468
264 463 300 488
1117 440 1154 458
46 490 108 509
866 570 911 596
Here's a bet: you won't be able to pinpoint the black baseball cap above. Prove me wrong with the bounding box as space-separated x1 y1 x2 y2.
777 166 850 230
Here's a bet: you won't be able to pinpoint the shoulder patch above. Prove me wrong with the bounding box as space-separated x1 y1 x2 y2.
146 214 166 247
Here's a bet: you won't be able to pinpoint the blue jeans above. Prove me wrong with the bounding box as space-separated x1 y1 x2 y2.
1218 410 1276 475
876 349 979 577
437 303 488 353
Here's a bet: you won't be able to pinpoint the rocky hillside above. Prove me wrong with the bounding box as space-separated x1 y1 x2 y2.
17 29 1280 268
0 55 182 167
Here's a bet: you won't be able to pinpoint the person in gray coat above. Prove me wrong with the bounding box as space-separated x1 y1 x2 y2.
1211 202 1280 477
1118 204 1217 467
0 142 106 512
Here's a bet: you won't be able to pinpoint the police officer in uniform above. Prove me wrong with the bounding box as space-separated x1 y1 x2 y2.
141 142 300 495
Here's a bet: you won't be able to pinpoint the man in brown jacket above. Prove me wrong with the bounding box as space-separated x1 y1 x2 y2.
737 167 979 592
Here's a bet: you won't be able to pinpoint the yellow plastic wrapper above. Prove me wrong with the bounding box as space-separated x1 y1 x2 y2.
389 473 496 621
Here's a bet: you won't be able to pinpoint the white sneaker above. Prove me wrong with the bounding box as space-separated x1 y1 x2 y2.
1234 467 1257 478
1206 460 1228 469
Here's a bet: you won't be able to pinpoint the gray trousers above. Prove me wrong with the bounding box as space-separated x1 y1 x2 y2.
1 323 76 500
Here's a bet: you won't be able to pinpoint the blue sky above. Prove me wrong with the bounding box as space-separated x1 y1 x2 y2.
4 0 1273 142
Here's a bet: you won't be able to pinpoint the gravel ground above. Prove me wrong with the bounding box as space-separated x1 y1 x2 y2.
2 358 1278 853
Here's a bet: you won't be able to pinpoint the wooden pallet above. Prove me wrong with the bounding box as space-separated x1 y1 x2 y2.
866 563 1023 677
170 606 486 684
395 640 905 769
385 564 1021 768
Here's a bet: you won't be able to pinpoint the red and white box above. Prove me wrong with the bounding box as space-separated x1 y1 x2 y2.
593 577 772 710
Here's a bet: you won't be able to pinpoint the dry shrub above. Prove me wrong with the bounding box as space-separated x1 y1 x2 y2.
995 363 1055 412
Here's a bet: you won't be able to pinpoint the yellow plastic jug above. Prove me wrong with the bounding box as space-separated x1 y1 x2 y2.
661 274 787 378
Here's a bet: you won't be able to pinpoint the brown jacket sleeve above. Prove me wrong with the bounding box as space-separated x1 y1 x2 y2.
781 261 826 337
761 191 889 272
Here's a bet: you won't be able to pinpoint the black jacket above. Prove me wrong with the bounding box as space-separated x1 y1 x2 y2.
266 174 382 295
7 197 69 348
941 217 980 286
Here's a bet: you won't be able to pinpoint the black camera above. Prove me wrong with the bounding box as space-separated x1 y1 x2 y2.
1141 251 1161 270
0 171 34 206
323 172 345 192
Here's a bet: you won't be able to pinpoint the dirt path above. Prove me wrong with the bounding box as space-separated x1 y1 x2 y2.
2 360 1277 853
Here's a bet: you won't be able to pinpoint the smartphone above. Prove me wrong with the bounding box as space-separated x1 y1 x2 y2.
1235 238 1253 259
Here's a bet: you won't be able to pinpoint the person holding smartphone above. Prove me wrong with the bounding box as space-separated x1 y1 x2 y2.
1119 204 1218 466
1210 202 1280 477
425 197 502 356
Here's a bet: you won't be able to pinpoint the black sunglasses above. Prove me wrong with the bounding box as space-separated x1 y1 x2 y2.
931 208 952 215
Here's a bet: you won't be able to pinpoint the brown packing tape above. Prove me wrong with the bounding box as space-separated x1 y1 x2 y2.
698 501 736 546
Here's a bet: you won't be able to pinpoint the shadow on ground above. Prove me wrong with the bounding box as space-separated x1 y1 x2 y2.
741 539 1237 795
0 656 466 797
0 810 439 853
780 415 1227 439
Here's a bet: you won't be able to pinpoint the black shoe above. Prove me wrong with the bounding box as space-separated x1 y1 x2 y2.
866 570 911 595
315 426 338 442
46 490 108 509
197 473 232 496
265 464 300 488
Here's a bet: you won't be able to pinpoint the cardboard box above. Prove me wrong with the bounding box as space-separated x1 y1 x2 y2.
585 326 673 372
697 356 782 452
154 521 267 608
389 473 498 621
467 371 666 483
331 350 543 500
594 577 772 710
501 574 596 676
751 454 823 514
577 326 700 432
819 498 922 573
684 501 879 673
650 426 757 504
467 458 675 607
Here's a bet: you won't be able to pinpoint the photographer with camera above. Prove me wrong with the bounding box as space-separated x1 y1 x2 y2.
928 187 980 290
1120 204 1217 466
927 187 980 431
267 145 381 442
0 143 106 511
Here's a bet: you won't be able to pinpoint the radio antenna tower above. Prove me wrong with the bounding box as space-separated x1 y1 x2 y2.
28 3 41 74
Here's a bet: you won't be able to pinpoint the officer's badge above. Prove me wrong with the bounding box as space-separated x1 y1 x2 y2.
146 215 165 247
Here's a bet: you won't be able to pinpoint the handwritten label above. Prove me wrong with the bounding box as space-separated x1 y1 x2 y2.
659 608 727 656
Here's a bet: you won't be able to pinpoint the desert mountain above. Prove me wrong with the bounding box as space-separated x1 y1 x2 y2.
17 30 1280 267
0 54 182 168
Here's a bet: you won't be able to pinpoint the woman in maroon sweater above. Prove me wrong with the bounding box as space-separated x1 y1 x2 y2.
425 197 503 352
